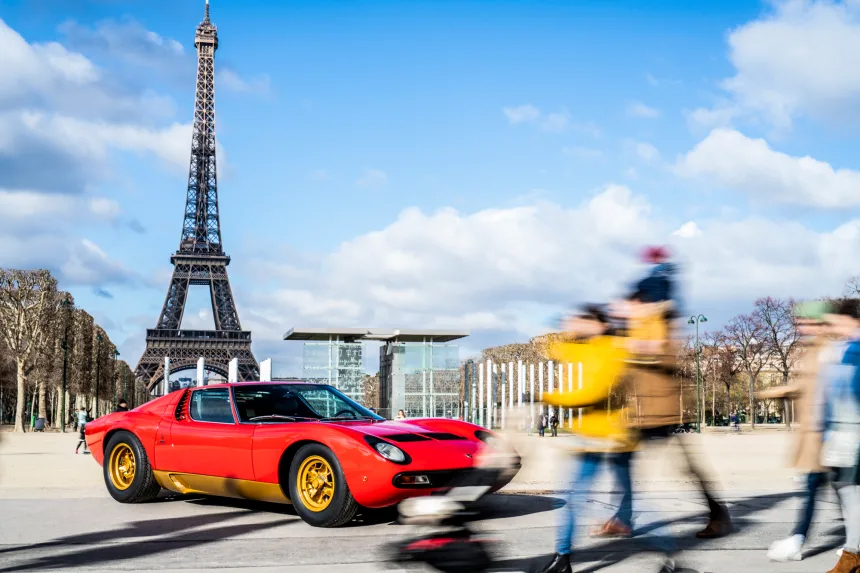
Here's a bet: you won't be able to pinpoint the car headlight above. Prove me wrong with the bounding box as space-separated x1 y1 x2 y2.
374 441 406 463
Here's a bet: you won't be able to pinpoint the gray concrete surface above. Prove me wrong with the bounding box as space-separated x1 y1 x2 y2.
0 431 848 572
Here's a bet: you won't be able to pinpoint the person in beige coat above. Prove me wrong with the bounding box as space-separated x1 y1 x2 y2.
759 303 831 562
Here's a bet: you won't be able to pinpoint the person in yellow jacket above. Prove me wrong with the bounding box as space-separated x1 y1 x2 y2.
535 306 638 573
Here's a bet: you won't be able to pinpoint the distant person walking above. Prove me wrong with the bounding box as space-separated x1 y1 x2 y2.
537 412 547 437
395 409 406 420
74 407 90 454
550 413 559 437
114 399 129 413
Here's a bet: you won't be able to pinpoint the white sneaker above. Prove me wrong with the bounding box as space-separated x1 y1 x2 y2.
836 547 844 557
767 535 804 562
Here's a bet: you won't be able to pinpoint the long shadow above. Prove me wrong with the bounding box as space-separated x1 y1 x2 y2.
0 512 294 572
489 489 842 573
159 491 564 526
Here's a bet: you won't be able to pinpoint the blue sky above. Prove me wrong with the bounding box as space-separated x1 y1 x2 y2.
2 0 859 377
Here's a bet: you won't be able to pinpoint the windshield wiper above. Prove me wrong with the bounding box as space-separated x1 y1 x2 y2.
320 415 377 421
248 415 318 422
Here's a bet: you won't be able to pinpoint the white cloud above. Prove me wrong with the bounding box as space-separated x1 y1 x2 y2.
627 101 661 118
503 104 540 124
239 186 860 346
541 111 570 132
676 127 860 208
0 189 120 222
502 104 595 134
218 68 271 95
672 221 702 238
356 168 388 189
693 0 860 129
634 141 660 163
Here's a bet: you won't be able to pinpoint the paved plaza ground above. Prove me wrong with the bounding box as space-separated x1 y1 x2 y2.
0 428 847 572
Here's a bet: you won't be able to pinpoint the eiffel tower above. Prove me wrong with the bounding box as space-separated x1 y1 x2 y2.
136 0 258 392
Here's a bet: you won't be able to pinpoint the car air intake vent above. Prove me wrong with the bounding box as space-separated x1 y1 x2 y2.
386 433 431 442
421 432 465 440
174 390 190 421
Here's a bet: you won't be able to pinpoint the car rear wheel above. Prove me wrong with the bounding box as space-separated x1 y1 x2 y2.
103 430 161 503
288 443 358 527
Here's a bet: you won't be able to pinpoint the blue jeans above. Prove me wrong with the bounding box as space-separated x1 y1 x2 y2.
555 453 602 555
608 452 633 527
793 472 827 538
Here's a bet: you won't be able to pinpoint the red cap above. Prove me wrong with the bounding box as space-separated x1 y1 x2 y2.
640 246 670 263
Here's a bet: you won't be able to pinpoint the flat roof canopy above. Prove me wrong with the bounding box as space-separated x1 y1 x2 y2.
283 327 469 343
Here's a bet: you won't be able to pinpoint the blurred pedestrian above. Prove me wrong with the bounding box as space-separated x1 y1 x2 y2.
594 288 732 543
816 299 860 573
74 406 89 454
550 413 559 437
538 308 635 573
114 398 128 413
396 409 406 420
760 301 832 562
538 411 547 437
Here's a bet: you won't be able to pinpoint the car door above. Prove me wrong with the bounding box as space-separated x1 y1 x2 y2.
157 386 255 482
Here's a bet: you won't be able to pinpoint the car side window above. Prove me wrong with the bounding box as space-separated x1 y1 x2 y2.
189 388 235 424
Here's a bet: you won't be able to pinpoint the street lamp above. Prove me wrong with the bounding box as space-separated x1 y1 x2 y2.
113 349 120 412
94 333 103 419
60 297 73 432
688 314 708 433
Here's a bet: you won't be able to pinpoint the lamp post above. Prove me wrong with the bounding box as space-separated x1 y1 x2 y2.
60 297 73 432
94 333 102 419
113 349 120 412
688 314 708 433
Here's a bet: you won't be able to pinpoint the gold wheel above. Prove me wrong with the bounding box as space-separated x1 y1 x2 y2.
109 443 136 491
297 455 335 512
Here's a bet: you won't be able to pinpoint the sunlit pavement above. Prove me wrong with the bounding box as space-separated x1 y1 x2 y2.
0 431 845 572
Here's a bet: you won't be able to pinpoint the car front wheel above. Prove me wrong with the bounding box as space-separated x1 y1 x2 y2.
288 443 358 527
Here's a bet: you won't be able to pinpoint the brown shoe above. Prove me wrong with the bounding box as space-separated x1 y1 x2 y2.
695 516 732 539
826 549 860 573
589 518 633 538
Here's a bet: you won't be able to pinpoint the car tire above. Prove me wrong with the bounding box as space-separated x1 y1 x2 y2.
288 443 358 527
103 430 161 503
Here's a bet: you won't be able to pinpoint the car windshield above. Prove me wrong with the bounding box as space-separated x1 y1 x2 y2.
232 383 384 423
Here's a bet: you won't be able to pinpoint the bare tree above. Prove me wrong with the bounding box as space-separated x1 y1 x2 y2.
754 297 801 426
0 270 59 432
845 276 860 297
724 312 768 428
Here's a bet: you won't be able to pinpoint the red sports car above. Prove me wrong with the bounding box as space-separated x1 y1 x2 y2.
85 381 519 527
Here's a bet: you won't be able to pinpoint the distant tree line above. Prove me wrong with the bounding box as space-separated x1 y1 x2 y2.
0 269 141 432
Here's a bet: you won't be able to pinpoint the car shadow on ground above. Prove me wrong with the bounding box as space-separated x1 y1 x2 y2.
157 491 564 526
0 510 294 572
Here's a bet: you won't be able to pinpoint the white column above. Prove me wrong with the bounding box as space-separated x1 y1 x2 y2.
507 361 513 409
478 362 485 428
529 363 535 433
578 362 583 427
228 358 239 383
547 361 554 418
557 362 563 425
491 363 498 428
500 363 506 429
471 369 477 425
538 361 544 402
260 358 272 382
163 357 170 396
517 360 523 409
196 357 205 387
486 360 493 429
568 362 574 428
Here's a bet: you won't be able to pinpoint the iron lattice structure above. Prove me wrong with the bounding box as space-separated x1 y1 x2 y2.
136 1 258 392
